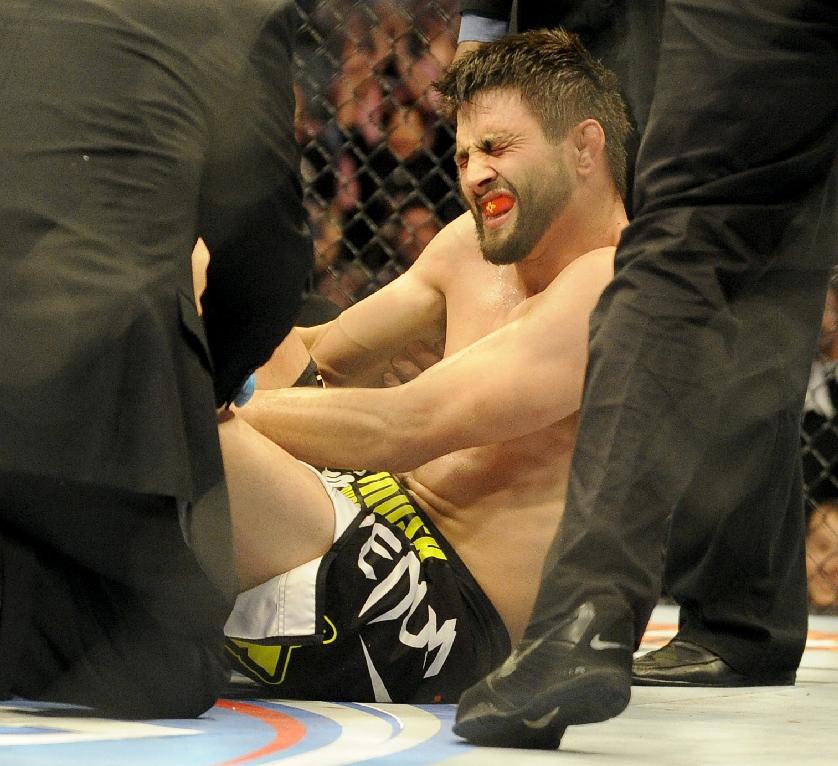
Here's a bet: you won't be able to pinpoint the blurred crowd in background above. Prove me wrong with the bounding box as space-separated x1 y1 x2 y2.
294 0 463 310
802 273 838 614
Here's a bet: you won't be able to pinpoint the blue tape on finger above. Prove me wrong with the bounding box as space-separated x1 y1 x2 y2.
233 372 257 407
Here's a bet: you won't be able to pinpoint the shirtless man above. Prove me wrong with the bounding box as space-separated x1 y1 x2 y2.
219 28 631 703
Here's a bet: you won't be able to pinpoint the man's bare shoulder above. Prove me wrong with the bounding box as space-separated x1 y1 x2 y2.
413 212 481 273
517 245 614 323
437 211 480 251
571 245 616 276
549 245 615 294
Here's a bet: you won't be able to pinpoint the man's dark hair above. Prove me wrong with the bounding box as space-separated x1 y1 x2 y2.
435 28 632 198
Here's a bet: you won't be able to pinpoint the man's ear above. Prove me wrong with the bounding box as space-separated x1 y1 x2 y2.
573 119 606 177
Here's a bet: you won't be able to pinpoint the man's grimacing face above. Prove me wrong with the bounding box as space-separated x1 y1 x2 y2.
455 89 573 265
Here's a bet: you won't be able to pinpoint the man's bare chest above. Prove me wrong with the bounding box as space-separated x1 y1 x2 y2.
442 270 539 354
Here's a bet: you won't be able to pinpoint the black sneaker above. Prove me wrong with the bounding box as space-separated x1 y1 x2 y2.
454 598 634 749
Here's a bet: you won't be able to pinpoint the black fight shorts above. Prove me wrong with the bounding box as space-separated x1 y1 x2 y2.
224 468 510 703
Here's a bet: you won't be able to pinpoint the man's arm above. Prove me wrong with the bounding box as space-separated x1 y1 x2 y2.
223 214 453 395
199 3 312 407
286 220 456 389
237 248 614 472
193 238 313 392
455 1 511 60
458 1 513 27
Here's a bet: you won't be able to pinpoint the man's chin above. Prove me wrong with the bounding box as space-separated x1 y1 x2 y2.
481 244 524 265
475 215 530 265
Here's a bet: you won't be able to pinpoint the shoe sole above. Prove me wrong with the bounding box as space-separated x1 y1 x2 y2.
455 667 630 749
632 674 796 688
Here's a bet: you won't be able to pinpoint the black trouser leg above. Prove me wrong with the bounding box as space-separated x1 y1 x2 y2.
664 269 826 675
527 252 742 646
454 0 836 748
526 0 837 652
0 473 232 717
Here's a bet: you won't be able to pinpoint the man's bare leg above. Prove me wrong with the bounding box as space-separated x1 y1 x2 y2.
218 412 336 590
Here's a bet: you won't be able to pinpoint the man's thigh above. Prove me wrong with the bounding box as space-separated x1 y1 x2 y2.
218 413 337 589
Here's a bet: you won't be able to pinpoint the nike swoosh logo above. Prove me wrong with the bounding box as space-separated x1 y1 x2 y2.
523 706 560 729
494 636 546 679
590 633 629 651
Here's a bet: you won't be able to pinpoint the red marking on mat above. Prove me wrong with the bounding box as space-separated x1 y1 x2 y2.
214 699 306 765
805 629 838 651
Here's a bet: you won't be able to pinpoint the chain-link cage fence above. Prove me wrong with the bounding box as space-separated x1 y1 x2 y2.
292 0 838 614
294 0 464 315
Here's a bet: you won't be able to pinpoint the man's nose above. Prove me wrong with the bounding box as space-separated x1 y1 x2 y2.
462 155 497 193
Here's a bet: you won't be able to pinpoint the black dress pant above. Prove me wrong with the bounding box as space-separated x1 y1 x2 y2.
512 1 666 214
530 0 838 675
0 472 232 717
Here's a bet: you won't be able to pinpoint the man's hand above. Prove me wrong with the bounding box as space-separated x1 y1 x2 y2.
382 339 444 387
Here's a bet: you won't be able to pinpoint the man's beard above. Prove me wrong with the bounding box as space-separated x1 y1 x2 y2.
472 167 571 266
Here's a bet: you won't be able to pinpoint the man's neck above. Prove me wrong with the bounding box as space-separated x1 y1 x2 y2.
516 192 628 295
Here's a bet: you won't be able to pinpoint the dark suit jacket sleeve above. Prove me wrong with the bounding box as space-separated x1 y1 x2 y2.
459 2 619 36
199 1 313 407
459 1 513 19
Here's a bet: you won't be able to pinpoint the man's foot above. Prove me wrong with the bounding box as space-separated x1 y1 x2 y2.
632 638 796 687
453 599 633 749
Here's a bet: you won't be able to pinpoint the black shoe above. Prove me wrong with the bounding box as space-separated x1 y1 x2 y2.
453 598 633 749
632 638 796 687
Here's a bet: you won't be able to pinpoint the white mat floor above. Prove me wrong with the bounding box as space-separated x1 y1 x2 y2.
1 605 836 765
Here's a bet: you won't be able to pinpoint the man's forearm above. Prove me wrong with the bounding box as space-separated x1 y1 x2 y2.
458 13 509 43
456 3 510 57
236 385 436 473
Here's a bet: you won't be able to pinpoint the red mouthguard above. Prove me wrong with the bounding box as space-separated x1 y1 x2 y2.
482 195 515 218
